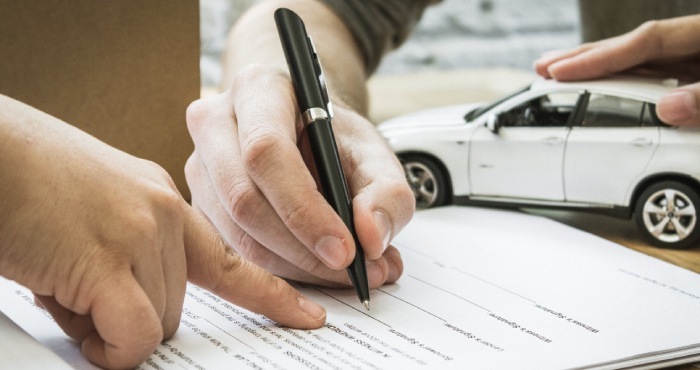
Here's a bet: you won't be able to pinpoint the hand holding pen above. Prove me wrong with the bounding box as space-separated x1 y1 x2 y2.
184 2 414 291
275 7 372 307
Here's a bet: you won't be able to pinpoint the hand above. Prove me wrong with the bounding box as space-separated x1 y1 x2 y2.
185 64 414 288
0 95 326 369
534 14 700 126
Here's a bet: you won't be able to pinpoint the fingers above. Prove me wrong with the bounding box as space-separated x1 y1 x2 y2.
35 286 163 368
657 84 700 126
231 66 356 269
543 32 652 81
352 183 414 260
186 65 355 271
188 154 401 289
326 107 413 288
186 63 412 288
383 246 404 284
533 45 593 78
183 205 326 329
186 151 352 285
81 273 163 369
333 108 415 261
532 15 700 128
535 15 700 82
157 209 188 339
34 294 96 341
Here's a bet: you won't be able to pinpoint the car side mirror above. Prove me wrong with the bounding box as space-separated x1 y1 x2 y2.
486 114 501 134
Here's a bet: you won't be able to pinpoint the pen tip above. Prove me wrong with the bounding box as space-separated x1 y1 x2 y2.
363 300 370 310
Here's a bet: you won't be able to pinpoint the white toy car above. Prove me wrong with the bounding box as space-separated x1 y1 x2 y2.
378 75 700 249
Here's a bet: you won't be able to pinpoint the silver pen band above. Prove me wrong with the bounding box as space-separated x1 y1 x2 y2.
302 107 328 125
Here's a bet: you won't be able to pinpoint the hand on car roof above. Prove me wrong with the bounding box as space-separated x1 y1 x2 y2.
534 14 700 127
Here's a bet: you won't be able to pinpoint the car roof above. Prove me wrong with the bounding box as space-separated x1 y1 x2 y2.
529 75 680 102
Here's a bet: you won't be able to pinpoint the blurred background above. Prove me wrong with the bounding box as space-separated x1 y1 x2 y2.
199 0 699 122
198 0 700 265
199 0 581 122
199 0 580 89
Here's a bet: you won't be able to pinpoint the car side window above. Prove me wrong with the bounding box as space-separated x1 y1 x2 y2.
581 93 645 128
641 103 669 127
499 92 580 128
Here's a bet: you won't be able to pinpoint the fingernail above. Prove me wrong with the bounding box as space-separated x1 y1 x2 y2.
298 296 326 321
315 236 347 269
658 90 697 124
366 261 384 287
373 211 392 251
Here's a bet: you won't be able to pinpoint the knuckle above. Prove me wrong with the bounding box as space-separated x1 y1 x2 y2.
125 211 161 247
226 180 262 227
386 179 417 214
184 153 199 183
185 98 210 134
240 126 284 175
139 164 184 216
279 200 314 233
635 20 662 52
232 64 287 92
234 64 268 84
154 188 185 218
232 231 262 263
143 160 180 191
213 247 246 288
638 19 659 34
266 274 293 301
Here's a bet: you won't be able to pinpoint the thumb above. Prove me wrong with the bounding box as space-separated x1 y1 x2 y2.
657 84 700 126
182 206 326 329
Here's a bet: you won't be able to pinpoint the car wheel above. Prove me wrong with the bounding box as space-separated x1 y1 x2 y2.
634 181 700 249
400 155 448 209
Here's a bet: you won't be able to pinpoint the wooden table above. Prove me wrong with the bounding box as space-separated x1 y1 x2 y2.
529 209 700 274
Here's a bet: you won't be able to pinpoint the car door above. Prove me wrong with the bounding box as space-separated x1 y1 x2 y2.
469 91 582 201
564 93 660 205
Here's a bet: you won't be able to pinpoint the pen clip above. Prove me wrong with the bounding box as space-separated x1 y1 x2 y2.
307 36 333 120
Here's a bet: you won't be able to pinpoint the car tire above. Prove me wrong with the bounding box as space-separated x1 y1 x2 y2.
400 155 448 209
634 180 700 249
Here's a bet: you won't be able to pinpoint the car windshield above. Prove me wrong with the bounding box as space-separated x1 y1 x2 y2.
464 85 530 122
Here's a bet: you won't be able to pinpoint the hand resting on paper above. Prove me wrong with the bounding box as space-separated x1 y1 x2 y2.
534 14 700 126
0 94 326 369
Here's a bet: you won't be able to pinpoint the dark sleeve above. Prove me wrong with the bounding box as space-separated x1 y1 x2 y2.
320 0 440 74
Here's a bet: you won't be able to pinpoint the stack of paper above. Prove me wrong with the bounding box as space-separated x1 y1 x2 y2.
1 206 699 369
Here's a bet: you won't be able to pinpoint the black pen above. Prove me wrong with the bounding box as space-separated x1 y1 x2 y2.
274 8 370 309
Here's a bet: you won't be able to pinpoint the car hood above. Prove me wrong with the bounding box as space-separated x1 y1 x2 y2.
377 103 483 132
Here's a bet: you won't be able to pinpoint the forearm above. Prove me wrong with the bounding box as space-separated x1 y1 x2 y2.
221 0 369 115
0 95 75 267
0 95 55 277
0 95 40 237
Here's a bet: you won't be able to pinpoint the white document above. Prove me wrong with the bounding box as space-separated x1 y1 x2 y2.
0 311 73 370
1 206 700 369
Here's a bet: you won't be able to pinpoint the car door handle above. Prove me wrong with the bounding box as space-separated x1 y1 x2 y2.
630 137 653 147
542 136 563 145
